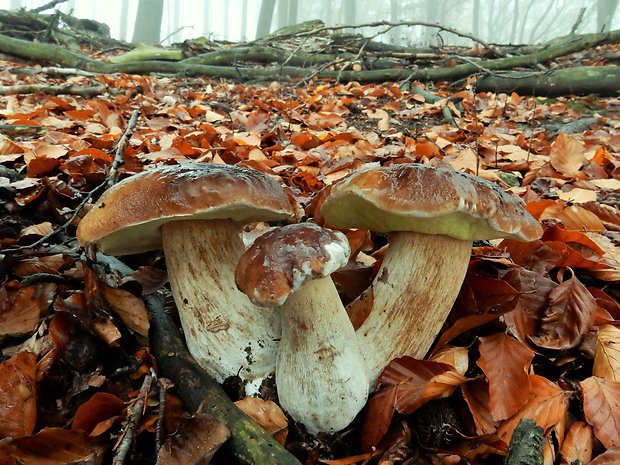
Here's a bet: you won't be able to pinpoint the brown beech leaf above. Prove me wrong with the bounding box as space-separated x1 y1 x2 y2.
100 285 150 337
461 379 496 435
530 270 597 350
581 376 620 448
377 357 466 415
72 392 125 436
501 267 555 341
593 325 620 380
589 446 620 464
559 421 593 465
477 333 534 421
360 387 396 451
0 352 37 439
495 374 569 447
235 397 288 445
0 427 105 464
0 284 56 338
549 132 584 177
157 414 230 465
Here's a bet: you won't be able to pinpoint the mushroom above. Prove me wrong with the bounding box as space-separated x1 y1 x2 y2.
235 223 369 434
319 163 543 385
76 163 294 392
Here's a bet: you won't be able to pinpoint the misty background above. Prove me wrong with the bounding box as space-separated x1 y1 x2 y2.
2 0 619 47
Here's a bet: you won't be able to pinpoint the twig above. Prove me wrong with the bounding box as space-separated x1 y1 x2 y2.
30 0 67 14
112 373 154 465
155 377 170 457
108 109 141 186
570 8 586 35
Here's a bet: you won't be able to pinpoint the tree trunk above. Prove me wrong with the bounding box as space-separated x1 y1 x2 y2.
9 0 21 9
119 0 129 41
597 0 619 32
241 0 247 41
510 0 518 43
132 0 164 45
472 0 480 37
202 0 210 36
343 0 356 25
277 0 288 29
255 0 276 39
288 0 298 26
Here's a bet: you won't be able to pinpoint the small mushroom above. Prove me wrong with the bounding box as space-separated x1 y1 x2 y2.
235 223 369 434
320 163 543 385
77 163 294 392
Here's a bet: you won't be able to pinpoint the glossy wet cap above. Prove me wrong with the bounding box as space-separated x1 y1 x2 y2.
235 223 351 308
320 163 542 241
77 163 295 255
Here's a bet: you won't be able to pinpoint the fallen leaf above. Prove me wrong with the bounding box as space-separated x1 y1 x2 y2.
235 397 288 445
477 333 534 421
0 352 37 439
589 446 620 464
593 325 620 380
530 270 597 350
581 376 620 448
549 132 584 177
100 286 150 337
0 284 57 338
72 392 125 436
157 414 230 465
559 421 593 465
461 379 496 435
0 427 105 464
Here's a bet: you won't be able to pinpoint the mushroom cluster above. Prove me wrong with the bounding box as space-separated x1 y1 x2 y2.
77 161 542 435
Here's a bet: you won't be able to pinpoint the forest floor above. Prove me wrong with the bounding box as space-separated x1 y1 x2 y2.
0 32 619 465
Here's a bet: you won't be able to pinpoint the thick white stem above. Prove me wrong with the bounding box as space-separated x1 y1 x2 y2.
357 232 472 385
277 277 369 434
162 220 280 392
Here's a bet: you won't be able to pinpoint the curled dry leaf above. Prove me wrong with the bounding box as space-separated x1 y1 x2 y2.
0 284 57 338
476 333 534 421
72 392 125 436
235 397 288 445
581 376 620 448
549 132 584 177
559 421 593 465
461 379 496 435
0 351 37 439
361 358 465 450
100 285 150 337
593 325 620 380
157 414 230 465
0 427 105 464
589 446 620 465
530 270 597 350
496 375 569 451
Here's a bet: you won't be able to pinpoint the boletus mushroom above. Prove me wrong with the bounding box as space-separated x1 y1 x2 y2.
320 163 543 385
76 163 294 392
235 223 369 434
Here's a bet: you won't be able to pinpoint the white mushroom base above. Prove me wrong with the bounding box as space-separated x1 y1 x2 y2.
277 276 369 434
162 219 280 393
356 232 472 385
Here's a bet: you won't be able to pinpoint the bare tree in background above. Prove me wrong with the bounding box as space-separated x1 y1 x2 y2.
119 0 129 41
343 0 356 24
202 1 209 36
241 0 248 41
597 0 619 31
256 0 276 39
288 0 298 26
132 0 164 44
277 0 288 28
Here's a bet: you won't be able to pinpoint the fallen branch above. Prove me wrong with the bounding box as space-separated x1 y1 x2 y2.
0 82 105 97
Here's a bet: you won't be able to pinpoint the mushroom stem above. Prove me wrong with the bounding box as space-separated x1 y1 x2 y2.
277 276 369 434
356 232 472 385
162 219 280 392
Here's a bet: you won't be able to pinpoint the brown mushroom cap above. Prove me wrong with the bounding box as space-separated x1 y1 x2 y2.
76 163 294 255
320 163 542 241
235 223 351 308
